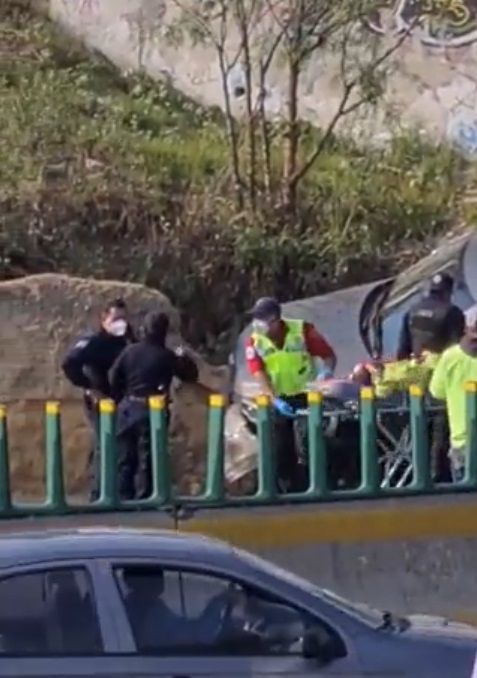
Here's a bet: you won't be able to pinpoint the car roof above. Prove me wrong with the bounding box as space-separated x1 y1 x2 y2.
0 528 234 569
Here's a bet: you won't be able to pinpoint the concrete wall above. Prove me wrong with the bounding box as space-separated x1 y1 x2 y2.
48 0 477 155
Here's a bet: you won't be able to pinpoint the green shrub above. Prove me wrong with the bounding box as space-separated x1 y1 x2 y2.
0 7 470 360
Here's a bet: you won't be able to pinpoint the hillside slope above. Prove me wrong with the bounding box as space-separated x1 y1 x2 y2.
0 2 473 360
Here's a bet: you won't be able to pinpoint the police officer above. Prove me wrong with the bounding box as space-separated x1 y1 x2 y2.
396 272 465 360
396 272 465 483
109 311 198 500
61 298 135 500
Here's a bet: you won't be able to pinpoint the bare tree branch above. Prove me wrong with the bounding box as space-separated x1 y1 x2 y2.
289 15 418 187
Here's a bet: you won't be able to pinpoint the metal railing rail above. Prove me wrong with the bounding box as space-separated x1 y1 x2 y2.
0 384 476 518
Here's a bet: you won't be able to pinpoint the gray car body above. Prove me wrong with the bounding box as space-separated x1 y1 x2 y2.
0 527 475 677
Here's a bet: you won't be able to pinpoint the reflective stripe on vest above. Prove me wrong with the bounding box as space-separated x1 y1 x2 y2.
251 319 314 396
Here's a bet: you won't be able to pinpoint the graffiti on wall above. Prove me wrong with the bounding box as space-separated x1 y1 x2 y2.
367 0 477 47
448 109 477 157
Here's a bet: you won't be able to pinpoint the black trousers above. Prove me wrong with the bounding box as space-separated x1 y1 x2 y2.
83 395 100 502
272 394 308 493
430 409 452 483
117 418 152 501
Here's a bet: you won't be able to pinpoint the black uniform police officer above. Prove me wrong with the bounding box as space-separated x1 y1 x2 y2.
396 272 465 483
396 272 465 360
109 311 198 501
61 299 135 499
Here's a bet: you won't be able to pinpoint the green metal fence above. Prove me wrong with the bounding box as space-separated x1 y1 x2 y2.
0 384 477 518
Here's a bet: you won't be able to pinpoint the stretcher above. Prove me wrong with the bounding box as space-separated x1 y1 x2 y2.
226 381 446 490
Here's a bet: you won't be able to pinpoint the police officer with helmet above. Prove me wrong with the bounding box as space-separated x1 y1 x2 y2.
396 272 465 360
396 272 465 482
109 311 199 500
61 298 136 500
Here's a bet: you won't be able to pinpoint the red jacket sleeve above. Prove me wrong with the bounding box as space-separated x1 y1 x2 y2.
303 323 336 360
245 336 264 375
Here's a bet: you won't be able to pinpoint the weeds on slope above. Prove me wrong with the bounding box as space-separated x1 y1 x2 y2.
0 5 469 359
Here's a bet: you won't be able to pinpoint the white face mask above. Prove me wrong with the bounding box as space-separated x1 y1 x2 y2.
109 319 128 337
252 319 270 333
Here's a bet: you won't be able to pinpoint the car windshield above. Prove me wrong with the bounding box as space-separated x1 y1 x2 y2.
237 548 384 627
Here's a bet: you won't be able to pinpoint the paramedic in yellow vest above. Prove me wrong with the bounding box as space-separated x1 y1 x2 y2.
246 297 337 491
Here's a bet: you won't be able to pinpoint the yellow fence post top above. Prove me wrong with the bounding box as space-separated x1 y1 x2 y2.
465 381 477 393
360 386 375 400
256 394 271 407
45 401 60 415
0 405 6 419
307 391 323 405
409 384 424 397
149 395 166 410
209 394 225 408
99 399 115 414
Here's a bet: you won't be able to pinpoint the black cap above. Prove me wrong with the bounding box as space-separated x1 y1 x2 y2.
250 297 281 320
429 272 454 294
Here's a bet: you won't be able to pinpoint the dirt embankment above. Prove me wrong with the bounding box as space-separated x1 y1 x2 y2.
0 273 229 499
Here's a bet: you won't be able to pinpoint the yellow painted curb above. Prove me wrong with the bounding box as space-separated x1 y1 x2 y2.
182 501 477 549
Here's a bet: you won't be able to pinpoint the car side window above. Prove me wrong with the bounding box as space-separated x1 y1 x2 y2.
0 567 102 655
114 565 346 659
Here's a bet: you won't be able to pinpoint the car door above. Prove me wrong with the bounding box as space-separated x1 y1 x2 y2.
0 558 135 676
101 558 361 677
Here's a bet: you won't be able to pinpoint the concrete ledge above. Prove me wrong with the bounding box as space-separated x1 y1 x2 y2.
180 493 477 549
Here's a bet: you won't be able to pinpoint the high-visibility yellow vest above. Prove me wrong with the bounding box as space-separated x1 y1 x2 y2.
251 319 314 396
371 351 440 398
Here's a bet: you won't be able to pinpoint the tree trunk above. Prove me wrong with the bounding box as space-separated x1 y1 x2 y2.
218 48 244 210
282 56 300 212
258 63 272 203
239 13 257 211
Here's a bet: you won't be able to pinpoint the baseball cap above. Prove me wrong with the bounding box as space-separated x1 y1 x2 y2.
249 297 281 320
429 272 454 294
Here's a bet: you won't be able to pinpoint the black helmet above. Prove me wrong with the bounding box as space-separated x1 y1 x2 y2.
429 272 454 295
250 297 281 321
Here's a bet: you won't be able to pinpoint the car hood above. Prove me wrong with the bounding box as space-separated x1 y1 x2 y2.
407 614 477 641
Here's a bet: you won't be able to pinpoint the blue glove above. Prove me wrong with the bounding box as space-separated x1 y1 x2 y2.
273 397 295 418
317 367 334 381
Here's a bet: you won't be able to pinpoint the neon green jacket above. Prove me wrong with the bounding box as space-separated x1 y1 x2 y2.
372 352 440 398
251 319 314 396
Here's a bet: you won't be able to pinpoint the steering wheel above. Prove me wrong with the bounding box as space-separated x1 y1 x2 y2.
197 583 239 643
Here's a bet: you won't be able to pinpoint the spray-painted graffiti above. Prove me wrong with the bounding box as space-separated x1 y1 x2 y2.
448 109 477 157
367 0 477 47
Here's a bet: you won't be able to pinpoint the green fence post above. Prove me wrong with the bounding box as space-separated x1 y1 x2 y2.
99 399 117 508
306 391 327 497
360 387 380 495
465 381 477 486
149 395 171 505
0 406 11 512
255 394 275 501
409 385 431 492
45 401 66 510
205 394 226 502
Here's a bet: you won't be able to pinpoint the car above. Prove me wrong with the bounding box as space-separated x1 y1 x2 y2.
0 526 475 677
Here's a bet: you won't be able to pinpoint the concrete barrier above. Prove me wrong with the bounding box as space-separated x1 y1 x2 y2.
179 494 477 623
